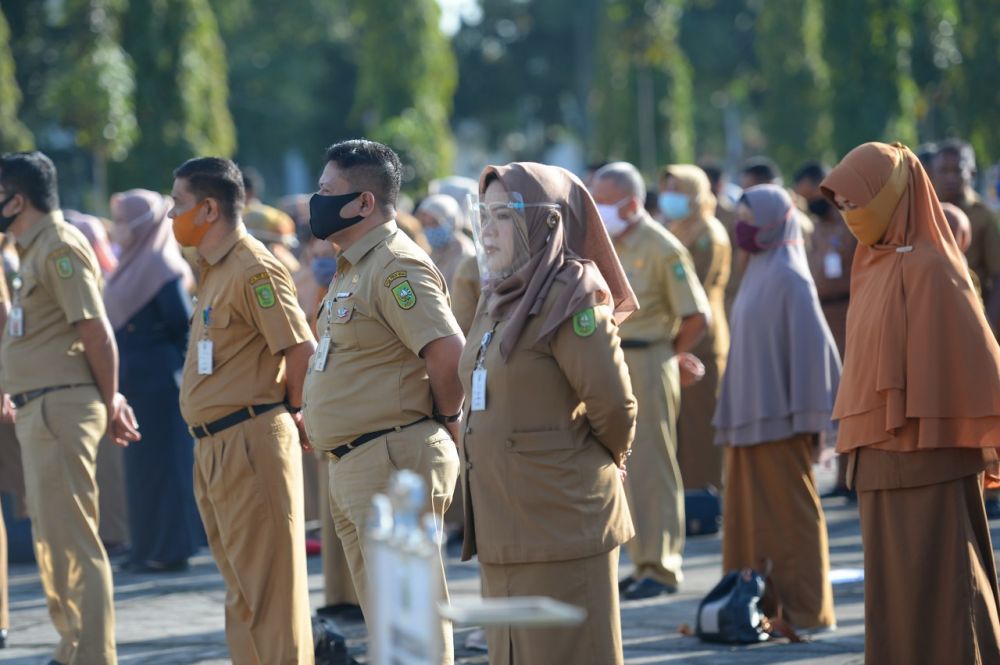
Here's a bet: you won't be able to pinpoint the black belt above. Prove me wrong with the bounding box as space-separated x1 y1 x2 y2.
188 403 282 439
327 416 430 461
11 384 93 409
620 339 652 349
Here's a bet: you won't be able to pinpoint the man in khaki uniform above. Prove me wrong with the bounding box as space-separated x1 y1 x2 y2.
592 162 710 600
0 151 141 665
932 140 1000 334
170 157 316 665
303 140 464 664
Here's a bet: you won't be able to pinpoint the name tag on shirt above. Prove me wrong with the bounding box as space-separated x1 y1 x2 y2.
470 368 487 411
313 335 331 372
197 339 214 375
824 251 843 279
7 307 23 337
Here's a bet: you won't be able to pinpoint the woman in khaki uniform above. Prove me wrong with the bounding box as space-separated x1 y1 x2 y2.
713 185 840 632
660 164 731 490
459 162 638 665
822 142 1000 664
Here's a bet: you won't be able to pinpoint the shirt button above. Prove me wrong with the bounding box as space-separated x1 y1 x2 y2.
505 439 514 449
466 461 473 471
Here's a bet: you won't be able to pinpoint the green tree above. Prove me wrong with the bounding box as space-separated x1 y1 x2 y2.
0 7 33 151
752 0 832 172
952 0 1000 168
350 0 457 192
824 0 918 158
39 0 137 204
591 0 694 175
110 0 235 193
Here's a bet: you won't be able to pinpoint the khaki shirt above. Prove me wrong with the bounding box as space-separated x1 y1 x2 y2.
0 211 104 395
303 220 462 451
179 225 312 425
449 253 481 335
961 191 1000 295
614 214 710 350
670 215 731 363
806 215 857 356
459 280 636 564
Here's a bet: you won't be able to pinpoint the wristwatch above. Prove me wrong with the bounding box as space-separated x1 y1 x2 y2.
285 402 303 415
434 410 462 424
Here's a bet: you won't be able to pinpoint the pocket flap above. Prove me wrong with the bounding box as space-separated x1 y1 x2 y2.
329 302 355 324
508 430 576 452
205 306 231 328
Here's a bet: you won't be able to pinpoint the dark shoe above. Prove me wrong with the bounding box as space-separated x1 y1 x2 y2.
0 628 6 648
121 559 189 574
987 497 1000 519
316 603 364 622
49 661 66 665
617 575 636 594
622 578 677 600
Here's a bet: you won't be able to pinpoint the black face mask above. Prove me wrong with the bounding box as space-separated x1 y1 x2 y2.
807 197 832 219
309 192 365 240
0 195 18 233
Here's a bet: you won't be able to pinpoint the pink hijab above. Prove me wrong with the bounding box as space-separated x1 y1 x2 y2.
104 189 194 331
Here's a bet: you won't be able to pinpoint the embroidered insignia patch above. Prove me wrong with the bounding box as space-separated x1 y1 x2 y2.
248 271 269 285
383 270 408 287
254 282 276 308
391 280 417 309
672 262 687 281
572 308 596 337
55 255 74 279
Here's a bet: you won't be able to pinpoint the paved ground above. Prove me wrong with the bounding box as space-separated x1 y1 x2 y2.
1 472 997 664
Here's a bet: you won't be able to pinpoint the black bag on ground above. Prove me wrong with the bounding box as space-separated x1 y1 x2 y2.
695 568 770 644
313 615 357 665
685 487 721 536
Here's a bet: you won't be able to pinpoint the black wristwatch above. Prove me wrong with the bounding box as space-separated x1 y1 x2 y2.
434 410 462 424
285 402 302 415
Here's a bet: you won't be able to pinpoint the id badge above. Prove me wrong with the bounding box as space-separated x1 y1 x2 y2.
313 335 331 372
824 251 843 279
470 368 487 411
7 307 23 337
197 339 213 375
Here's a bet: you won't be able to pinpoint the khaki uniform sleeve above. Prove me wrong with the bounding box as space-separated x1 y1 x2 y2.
379 255 463 355
41 243 105 323
662 244 709 320
550 304 637 466
244 262 313 354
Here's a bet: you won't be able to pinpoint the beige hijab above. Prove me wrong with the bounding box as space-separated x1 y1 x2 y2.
821 142 1000 453
480 162 638 359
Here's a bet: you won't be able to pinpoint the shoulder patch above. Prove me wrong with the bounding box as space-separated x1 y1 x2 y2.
51 249 74 279
383 270 408 287
248 271 270 285
672 262 687 281
254 281 276 308
572 308 597 337
391 280 417 309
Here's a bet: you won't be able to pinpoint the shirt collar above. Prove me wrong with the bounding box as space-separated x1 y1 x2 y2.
341 220 398 266
199 223 246 267
16 210 62 251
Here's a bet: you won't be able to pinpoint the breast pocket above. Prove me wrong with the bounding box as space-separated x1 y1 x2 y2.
203 305 237 364
327 301 360 352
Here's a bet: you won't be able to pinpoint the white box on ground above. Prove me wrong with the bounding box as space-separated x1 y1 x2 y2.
441 596 587 627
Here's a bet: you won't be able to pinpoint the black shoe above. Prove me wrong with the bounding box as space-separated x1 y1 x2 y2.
316 603 364 622
49 661 66 665
122 559 190 574
617 575 636 594
622 578 677 600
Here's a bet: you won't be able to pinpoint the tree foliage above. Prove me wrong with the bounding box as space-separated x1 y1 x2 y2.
0 7 32 152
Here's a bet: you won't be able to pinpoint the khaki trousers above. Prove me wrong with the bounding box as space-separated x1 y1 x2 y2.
622 345 685 587
480 548 623 665
328 419 460 665
318 457 359 606
16 385 116 665
193 410 314 665
96 435 128 547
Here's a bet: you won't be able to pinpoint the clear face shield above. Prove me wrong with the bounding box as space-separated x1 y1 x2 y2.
467 191 560 284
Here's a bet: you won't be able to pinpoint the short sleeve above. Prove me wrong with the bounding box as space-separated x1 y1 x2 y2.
662 244 709 320
550 304 637 464
244 261 314 354
41 243 105 324
378 255 463 355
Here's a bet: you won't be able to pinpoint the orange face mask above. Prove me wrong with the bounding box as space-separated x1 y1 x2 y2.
172 201 209 247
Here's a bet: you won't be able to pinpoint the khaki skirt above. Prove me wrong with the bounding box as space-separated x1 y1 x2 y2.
722 434 835 630
479 548 622 665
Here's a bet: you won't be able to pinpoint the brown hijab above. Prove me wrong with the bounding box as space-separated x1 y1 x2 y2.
820 142 1000 453
480 162 638 359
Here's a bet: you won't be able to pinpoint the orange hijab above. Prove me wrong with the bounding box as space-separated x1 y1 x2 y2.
820 142 1000 453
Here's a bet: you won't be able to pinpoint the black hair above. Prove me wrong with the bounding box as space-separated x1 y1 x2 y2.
0 151 59 213
916 142 938 169
324 139 402 211
793 161 828 186
241 166 263 197
741 156 781 185
173 157 245 221
935 139 977 173
698 161 723 188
